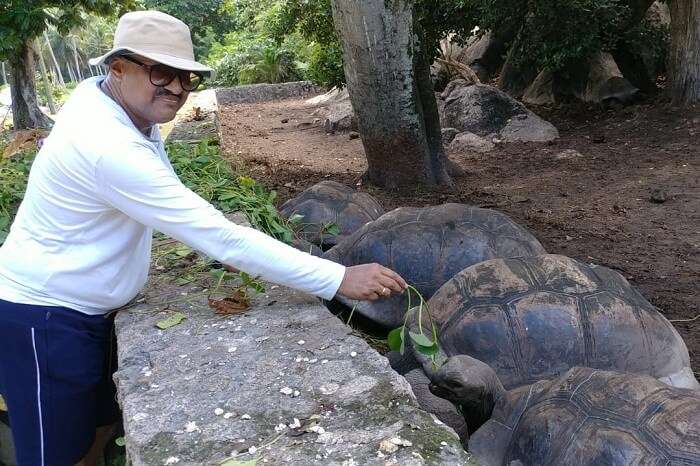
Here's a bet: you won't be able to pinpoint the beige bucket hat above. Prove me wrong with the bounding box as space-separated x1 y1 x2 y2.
89 10 214 78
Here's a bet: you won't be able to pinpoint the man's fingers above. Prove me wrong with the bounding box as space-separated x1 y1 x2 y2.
378 276 403 294
379 267 407 290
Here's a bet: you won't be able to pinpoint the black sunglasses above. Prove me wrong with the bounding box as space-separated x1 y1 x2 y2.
119 55 204 92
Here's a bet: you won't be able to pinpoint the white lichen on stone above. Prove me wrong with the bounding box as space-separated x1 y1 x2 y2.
274 423 287 432
184 421 199 433
288 418 301 429
280 387 294 396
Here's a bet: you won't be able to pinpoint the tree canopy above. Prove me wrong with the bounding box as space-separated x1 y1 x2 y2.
0 0 133 62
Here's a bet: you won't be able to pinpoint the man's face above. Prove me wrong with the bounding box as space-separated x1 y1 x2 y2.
115 56 190 125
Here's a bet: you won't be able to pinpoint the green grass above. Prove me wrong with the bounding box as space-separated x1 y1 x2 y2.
0 133 38 244
167 139 297 243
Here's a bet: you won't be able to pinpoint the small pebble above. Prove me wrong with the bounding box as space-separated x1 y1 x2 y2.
241 414 251 420
288 418 301 429
227 347 237 353
164 457 180 465
223 412 233 419
297 340 306 345
184 421 198 433
350 351 357 357
214 408 224 416
248 446 257 454
280 387 293 396
293 390 300 397
440 441 448 446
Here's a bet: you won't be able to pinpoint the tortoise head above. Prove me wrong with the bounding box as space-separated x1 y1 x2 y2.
429 355 506 432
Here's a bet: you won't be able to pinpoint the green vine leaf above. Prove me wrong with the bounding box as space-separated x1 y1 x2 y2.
155 312 187 330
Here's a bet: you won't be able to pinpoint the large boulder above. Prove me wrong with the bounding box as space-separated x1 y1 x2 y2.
577 52 639 104
441 83 558 142
523 53 639 105
456 31 501 82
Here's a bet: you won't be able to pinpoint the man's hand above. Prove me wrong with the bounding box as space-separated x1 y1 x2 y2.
337 263 407 301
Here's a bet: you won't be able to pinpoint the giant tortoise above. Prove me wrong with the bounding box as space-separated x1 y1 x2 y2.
279 181 384 250
324 203 546 328
394 254 698 442
431 357 700 466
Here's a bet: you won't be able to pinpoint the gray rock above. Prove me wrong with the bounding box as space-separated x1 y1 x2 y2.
304 87 346 107
441 128 459 145
449 132 495 153
0 415 16 466
579 52 638 104
523 53 639 106
224 211 252 228
323 95 357 133
114 284 477 465
650 188 668 204
500 114 559 143
522 71 556 106
442 84 558 143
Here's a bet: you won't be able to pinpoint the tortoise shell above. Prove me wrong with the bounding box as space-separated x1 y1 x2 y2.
427 254 698 390
324 203 546 328
279 181 384 249
470 367 700 466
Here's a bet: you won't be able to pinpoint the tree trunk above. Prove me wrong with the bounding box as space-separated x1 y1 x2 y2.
67 61 76 83
44 30 65 87
1 62 6 86
33 40 57 115
331 0 452 189
668 0 700 105
8 40 53 129
71 38 83 81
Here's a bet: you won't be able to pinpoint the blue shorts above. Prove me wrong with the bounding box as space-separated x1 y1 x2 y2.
0 299 120 466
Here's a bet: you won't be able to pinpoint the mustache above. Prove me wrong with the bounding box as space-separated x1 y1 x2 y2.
155 88 183 98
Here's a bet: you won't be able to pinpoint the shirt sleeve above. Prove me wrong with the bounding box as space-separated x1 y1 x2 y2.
94 143 346 300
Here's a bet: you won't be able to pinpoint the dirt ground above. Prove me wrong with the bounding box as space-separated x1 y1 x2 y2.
219 95 699 374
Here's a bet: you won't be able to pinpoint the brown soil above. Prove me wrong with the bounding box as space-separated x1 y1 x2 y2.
219 95 700 374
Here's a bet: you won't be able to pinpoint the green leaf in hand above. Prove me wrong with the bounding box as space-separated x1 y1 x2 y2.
387 326 405 354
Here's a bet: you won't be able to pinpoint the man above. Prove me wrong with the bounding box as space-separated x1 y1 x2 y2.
0 11 406 466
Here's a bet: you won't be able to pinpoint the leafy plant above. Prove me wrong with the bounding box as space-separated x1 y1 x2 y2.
387 285 441 370
0 139 37 244
166 140 297 243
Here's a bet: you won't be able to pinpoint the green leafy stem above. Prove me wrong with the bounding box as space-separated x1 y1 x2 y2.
387 285 441 370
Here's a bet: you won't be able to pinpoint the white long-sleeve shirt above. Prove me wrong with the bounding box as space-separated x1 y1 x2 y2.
0 77 345 315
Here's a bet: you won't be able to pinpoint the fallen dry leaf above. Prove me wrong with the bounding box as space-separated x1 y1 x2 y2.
208 290 250 315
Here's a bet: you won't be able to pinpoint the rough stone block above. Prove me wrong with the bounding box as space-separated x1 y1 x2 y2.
114 285 478 465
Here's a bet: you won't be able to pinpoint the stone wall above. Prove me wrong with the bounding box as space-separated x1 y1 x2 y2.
215 82 324 105
115 286 476 465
